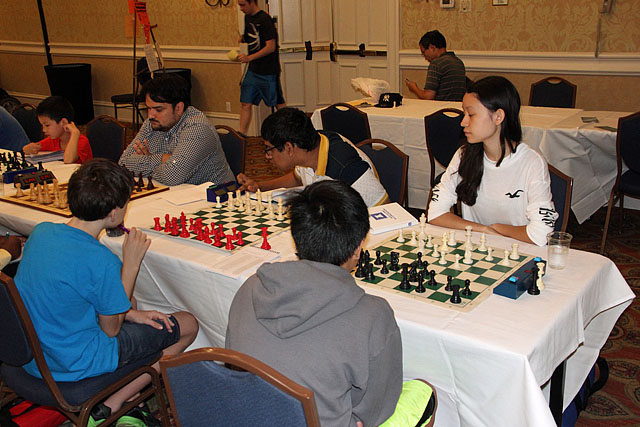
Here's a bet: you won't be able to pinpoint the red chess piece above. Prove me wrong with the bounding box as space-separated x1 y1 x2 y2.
232 227 238 240
225 235 235 250
189 218 194 231
196 227 204 241
153 217 162 231
180 222 190 238
236 231 245 245
218 224 224 237
170 218 180 236
213 230 223 247
164 214 171 233
260 227 271 250
203 227 212 244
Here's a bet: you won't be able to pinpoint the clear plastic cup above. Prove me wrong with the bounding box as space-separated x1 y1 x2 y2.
547 231 572 269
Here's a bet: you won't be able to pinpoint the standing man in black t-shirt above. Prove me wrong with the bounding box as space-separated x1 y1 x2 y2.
237 0 286 135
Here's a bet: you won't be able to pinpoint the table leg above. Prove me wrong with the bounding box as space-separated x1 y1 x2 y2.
549 360 566 426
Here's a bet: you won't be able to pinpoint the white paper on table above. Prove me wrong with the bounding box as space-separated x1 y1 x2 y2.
205 246 280 280
162 183 211 205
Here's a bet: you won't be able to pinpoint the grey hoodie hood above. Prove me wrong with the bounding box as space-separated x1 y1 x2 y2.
253 259 364 339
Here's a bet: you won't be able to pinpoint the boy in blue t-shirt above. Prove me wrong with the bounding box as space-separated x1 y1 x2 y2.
15 158 198 426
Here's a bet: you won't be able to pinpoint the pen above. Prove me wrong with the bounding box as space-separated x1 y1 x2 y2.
118 224 130 234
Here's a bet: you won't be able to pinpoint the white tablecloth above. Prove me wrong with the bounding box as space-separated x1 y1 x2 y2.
0 163 634 427
310 100 630 223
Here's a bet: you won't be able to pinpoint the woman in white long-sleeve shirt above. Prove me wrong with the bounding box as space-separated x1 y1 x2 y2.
427 76 557 246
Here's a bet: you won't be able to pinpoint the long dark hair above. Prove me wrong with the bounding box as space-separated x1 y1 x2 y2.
456 76 522 205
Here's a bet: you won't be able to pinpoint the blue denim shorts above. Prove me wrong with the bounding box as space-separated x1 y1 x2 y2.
116 315 180 367
240 70 285 106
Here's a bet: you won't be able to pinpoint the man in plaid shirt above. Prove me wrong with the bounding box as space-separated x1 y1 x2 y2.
119 74 234 186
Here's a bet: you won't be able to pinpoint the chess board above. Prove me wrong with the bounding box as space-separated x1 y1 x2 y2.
0 182 169 218
354 234 538 312
147 204 290 253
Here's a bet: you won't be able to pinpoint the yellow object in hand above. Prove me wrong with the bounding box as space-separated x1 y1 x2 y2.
227 49 239 61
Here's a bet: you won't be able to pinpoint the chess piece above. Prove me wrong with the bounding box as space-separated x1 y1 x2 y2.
528 266 540 295
417 237 425 253
461 279 472 296
432 243 440 259
399 264 411 290
260 227 271 250
380 259 389 274
415 271 426 293
225 235 235 250
36 184 43 204
536 262 546 291
463 246 473 264
445 275 453 292
500 250 511 266
486 247 494 261
397 229 405 243
267 203 275 219
374 250 382 265
418 213 427 239
426 234 433 248
277 198 284 221
15 182 24 198
453 254 461 269
428 270 437 287
510 243 520 260
408 231 417 246
153 217 162 231
441 232 449 253
235 189 242 207
439 250 447 265
366 263 375 281
389 252 400 271
146 176 155 190
227 192 234 210
448 230 456 247
216 196 222 209
29 183 36 201
478 233 487 252
450 285 462 304
237 231 245 245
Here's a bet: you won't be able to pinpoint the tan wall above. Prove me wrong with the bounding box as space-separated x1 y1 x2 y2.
400 0 640 53
0 1 241 115
402 69 640 112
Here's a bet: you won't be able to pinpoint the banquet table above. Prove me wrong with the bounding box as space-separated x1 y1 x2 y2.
310 100 630 223
0 164 633 427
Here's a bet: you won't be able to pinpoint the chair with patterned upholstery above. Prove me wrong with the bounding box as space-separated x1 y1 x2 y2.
215 125 247 177
160 347 320 427
600 111 640 254
529 77 577 109
0 272 169 427
86 115 127 162
356 138 409 207
320 103 371 144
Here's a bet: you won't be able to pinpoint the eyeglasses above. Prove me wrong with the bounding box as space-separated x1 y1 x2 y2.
263 145 279 155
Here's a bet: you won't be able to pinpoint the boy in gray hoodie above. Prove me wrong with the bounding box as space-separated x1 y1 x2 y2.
226 180 435 426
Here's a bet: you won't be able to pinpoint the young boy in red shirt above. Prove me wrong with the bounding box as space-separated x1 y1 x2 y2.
23 96 93 163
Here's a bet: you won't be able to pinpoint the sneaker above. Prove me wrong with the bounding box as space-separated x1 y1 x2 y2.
116 404 162 427
88 403 111 427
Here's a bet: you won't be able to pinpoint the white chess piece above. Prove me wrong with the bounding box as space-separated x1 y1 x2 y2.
478 233 487 252
536 262 546 291
500 250 511 266
509 243 520 260
235 189 242 207
418 214 427 239
397 229 405 243
409 231 417 246
267 191 273 205
215 195 222 209
448 230 456 247
439 250 447 265
453 254 461 269
432 243 440 258
267 202 275 219
418 238 425 253
426 234 433 248
227 192 234 210
463 246 473 264
441 232 449 253
254 199 262 216
277 199 284 221
486 247 494 261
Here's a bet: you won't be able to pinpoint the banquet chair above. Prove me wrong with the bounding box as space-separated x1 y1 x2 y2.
11 103 43 142
320 103 371 144
529 77 577 109
0 272 169 427
424 108 465 210
110 58 151 126
548 164 573 233
85 115 127 162
215 125 247 177
599 111 640 254
356 138 409 207
159 347 320 427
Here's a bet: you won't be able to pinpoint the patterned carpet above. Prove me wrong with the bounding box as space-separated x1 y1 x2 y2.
243 136 640 425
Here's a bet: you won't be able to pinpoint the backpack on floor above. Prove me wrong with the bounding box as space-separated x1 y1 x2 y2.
562 356 609 427
0 399 67 427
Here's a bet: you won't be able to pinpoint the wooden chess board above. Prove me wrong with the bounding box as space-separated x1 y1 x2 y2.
354 233 539 312
0 182 169 217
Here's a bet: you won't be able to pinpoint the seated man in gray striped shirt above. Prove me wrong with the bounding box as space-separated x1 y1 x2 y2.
119 74 234 186
405 30 467 102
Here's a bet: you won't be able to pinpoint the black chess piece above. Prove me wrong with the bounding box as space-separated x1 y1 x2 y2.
461 279 472 296
146 176 155 190
38 161 43 171
354 253 365 278
415 271 426 293
445 275 453 292
528 266 540 295
389 251 400 271
380 259 389 274
399 263 411 290
416 252 424 269
366 263 375 281
374 250 382 265
364 250 370 265
428 270 437 287
136 172 144 192
409 265 418 282
450 285 462 304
